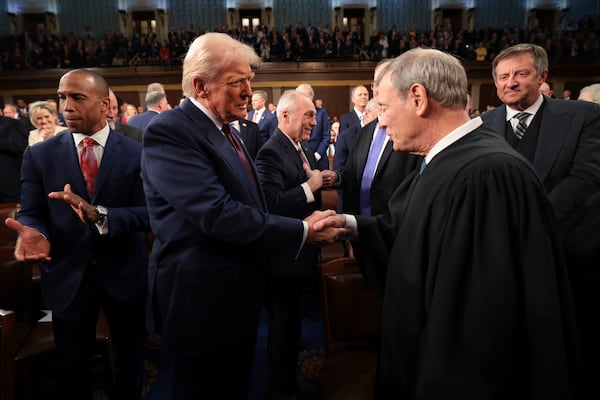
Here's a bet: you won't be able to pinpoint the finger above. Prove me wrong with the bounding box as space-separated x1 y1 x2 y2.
64 183 72 193
4 217 24 233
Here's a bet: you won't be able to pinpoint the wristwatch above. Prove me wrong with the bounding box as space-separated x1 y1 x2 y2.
95 205 108 224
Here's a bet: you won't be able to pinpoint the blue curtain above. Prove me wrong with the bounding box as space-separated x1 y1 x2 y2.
59 0 119 37
377 0 430 31
167 0 227 32
273 0 332 31
474 0 526 29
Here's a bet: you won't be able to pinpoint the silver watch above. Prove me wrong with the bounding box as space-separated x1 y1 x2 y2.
95 205 108 223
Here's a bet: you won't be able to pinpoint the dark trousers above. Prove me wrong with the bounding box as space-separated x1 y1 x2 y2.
172 343 257 400
52 264 146 400
266 278 304 397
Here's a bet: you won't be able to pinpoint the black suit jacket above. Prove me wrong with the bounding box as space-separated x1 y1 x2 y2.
237 119 265 160
0 116 28 202
481 97 600 221
114 120 143 142
342 119 420 216
255 129 321 278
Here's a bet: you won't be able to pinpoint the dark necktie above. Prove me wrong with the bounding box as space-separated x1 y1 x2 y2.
513 112 530 139
359 127 387 216
80 137 98 197
297 146 309 167
222 124 257 190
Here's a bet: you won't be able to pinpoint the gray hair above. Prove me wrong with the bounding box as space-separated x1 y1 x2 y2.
28 100 60 128
145 90 166 107
492 43 549 81
182 33 259 99
276 90 306 121
377 48 467 110
365 98 378 113
295 83 314 99
579 83 600 104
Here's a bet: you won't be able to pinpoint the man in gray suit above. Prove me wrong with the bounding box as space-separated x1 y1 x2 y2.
481 43 600 398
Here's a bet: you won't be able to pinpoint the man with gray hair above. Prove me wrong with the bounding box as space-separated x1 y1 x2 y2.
126 90 169 132
140 32 343 399
296 83 331 169
578 83 600 104
314 48 579 398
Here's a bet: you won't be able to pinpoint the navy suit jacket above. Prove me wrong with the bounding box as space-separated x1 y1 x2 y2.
236 119 265 160
17 130 149 312
114 119 143 142
141 99 305 354
307 107 331 170
0 116 28 202
127 110 159 133
481 97 600 221
342 119 420 217
333 123 360 174
255 129 321 278
339 109 361 133
248 109 278 142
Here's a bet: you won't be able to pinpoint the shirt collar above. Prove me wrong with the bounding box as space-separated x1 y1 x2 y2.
189 97 228 132
425 116 483 165
72 122 110 147
505 94 544 121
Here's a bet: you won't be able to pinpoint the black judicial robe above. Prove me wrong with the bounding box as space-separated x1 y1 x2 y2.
357 125 579 399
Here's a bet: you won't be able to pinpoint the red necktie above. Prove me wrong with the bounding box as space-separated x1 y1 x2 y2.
80 137 98 197
252 111 259 123
222 124 257 190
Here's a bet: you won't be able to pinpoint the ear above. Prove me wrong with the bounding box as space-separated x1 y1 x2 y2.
539 71 549 85
194 78 208 98
410 83 429 117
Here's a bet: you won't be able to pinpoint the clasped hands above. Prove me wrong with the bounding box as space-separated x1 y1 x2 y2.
304 209 350 247
4 184 97 262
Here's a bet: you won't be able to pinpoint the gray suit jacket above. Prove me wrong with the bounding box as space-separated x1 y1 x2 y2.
481 97 600 221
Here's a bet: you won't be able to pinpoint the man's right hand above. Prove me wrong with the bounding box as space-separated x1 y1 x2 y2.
304 164 323 192
4 218 51 262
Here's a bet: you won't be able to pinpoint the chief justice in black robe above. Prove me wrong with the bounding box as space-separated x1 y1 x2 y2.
315 49 580 399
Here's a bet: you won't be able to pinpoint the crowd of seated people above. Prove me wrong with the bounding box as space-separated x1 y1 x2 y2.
0 13 598 70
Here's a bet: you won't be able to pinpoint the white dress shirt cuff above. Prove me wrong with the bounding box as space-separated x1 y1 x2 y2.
301 182 315 203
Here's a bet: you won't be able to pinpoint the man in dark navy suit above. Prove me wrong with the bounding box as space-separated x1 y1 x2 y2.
140 33 343 400
248 89 278 142
127 90 169 133
5 69 149 400
296 83 331 170
255 90 338 399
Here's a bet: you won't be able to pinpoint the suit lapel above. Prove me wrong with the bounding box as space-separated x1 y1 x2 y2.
355 123 376 180
93 130 122 201
534 99 569 180
57 132 90 200
182 101 265 208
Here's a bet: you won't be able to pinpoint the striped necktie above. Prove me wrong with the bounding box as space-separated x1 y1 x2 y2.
513 112 530 139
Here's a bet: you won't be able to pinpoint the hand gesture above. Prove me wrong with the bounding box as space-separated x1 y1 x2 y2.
304 163 323 192
5 218 51 262
321 169 339 188
304 210 350 246
48 184 99 224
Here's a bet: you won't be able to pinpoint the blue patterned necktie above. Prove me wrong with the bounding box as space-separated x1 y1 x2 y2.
359 127 387 216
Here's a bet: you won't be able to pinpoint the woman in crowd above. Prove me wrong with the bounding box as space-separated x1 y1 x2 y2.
27 100 68 146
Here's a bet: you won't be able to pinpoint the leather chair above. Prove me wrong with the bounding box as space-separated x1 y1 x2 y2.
317 257 382 400
0 309 16 400
0 238 114 399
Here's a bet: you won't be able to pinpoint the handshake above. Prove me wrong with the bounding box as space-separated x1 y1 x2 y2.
303 210 352 247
